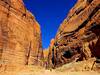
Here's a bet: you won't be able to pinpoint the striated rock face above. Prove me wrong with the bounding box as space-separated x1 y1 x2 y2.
48 39 55 68
48 0 100 68
0 0 43 69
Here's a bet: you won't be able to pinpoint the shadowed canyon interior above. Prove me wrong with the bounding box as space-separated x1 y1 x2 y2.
0 0 100 72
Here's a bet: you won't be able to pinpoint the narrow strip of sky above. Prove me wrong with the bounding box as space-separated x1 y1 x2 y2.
23 0 77 49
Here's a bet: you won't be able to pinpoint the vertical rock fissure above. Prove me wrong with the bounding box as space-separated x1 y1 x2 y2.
25 42 31 65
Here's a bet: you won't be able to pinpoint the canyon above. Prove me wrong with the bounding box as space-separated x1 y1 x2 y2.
0 0 100 75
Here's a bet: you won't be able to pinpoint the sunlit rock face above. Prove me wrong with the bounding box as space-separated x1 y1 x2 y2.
0 0 43 69
48 0 100 68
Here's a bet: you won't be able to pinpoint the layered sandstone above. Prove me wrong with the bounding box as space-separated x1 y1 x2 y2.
48 0 100 69
0 0 43 69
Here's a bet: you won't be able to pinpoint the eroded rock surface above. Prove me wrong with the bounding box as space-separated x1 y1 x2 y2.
48 0 100 69
0 0 43 69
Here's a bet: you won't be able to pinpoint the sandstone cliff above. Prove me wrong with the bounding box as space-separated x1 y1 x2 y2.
0 0 43 69
48 0 100 69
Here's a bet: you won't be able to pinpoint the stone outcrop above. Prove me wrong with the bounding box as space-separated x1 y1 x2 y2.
0 0 43 69
48 0 100 68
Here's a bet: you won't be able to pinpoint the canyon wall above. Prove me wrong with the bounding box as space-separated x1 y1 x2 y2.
48 0 100 68
0 0 43 69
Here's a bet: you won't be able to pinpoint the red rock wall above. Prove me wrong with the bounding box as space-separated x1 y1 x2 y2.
48 0 100 68
0 0 43 67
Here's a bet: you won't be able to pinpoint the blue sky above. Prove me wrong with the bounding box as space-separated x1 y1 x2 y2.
23 0 77 49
